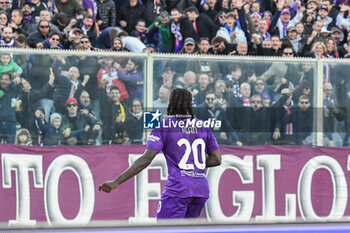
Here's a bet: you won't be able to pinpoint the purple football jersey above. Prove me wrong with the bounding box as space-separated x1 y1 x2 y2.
146 116 219 198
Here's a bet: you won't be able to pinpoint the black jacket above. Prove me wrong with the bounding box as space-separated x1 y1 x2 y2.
169 16 198 53
96 0 116 30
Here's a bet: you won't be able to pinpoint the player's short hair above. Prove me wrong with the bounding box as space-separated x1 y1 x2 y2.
167 88 194 118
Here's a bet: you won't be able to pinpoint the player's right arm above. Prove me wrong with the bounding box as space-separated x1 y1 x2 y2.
98 149 158 193
206 150 222 167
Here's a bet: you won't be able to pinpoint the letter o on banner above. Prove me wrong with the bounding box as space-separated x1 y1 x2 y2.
44 154 95 226
298 155 348 221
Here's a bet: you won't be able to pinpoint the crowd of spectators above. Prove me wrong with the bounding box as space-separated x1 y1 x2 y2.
0 0 350 146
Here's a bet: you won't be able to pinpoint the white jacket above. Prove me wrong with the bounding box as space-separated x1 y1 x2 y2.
216 26 247 44
276 11 303 39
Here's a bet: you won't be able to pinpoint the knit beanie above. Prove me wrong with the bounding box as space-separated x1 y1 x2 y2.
50 113 62 124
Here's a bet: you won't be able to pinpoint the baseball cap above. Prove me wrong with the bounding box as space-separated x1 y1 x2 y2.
184 37 195 45
65 97 78 106
331 26 342 34
288 26 297 33
307 0 317 4
72 28 83 34
320 5 329 11
320 27 330 34
281 8 290 15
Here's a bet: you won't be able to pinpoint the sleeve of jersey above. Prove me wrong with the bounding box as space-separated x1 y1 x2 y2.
206 128 220 153
146 128 164 153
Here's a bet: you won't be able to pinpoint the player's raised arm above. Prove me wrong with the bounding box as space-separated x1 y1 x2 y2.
206 149 222 167
98 149 158 193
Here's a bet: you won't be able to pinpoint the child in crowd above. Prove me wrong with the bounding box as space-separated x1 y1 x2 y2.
35 112 63 146
15 128 33 146
0 53 23 78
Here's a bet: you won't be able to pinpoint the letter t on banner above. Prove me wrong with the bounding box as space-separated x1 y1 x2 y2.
2 153 43 227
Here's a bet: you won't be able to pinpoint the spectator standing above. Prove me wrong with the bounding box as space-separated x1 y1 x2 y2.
115 58 143 100
192 73 211 105
117 0 147 34
55 0 85 20
125 98 144 144
240 94 270 145
53 66 87 114
194 91 241 145
95 0 116 31
184 6 219 42
97 56 129 101
147 10 171 53
28 0 48 18
99 85 128 144
153 85 170 115
169 8 197 53
323 82 344 146
276 7 303 39
285 95 313 145
0 73 21 143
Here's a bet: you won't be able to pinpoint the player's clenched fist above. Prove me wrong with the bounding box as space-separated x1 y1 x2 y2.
98 181 115 193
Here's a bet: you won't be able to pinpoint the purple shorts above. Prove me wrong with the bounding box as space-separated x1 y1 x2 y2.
156 194 208 219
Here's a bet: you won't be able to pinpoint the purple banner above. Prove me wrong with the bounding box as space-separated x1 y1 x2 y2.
1 144 350 226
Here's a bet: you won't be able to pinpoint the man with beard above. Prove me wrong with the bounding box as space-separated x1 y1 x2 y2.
169 8 197 53
21 3 34 24
111 37 124 51
0 27 22 47
77 14 97 45
114 58 143 100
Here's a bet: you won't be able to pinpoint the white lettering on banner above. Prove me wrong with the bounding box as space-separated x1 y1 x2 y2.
44 154 94 226
298 155 348 221
256 155 296 221
206 155 254 221
2 153 43 227
129 154 167 223
2 151 350 225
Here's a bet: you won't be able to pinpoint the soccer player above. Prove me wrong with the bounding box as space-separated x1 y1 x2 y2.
98 88 222 219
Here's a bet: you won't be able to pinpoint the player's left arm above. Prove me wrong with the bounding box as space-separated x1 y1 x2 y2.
206 150 222 167
98 149 158 193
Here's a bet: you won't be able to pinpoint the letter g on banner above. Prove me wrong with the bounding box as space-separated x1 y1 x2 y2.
206 155 254 221
44 154 94 226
